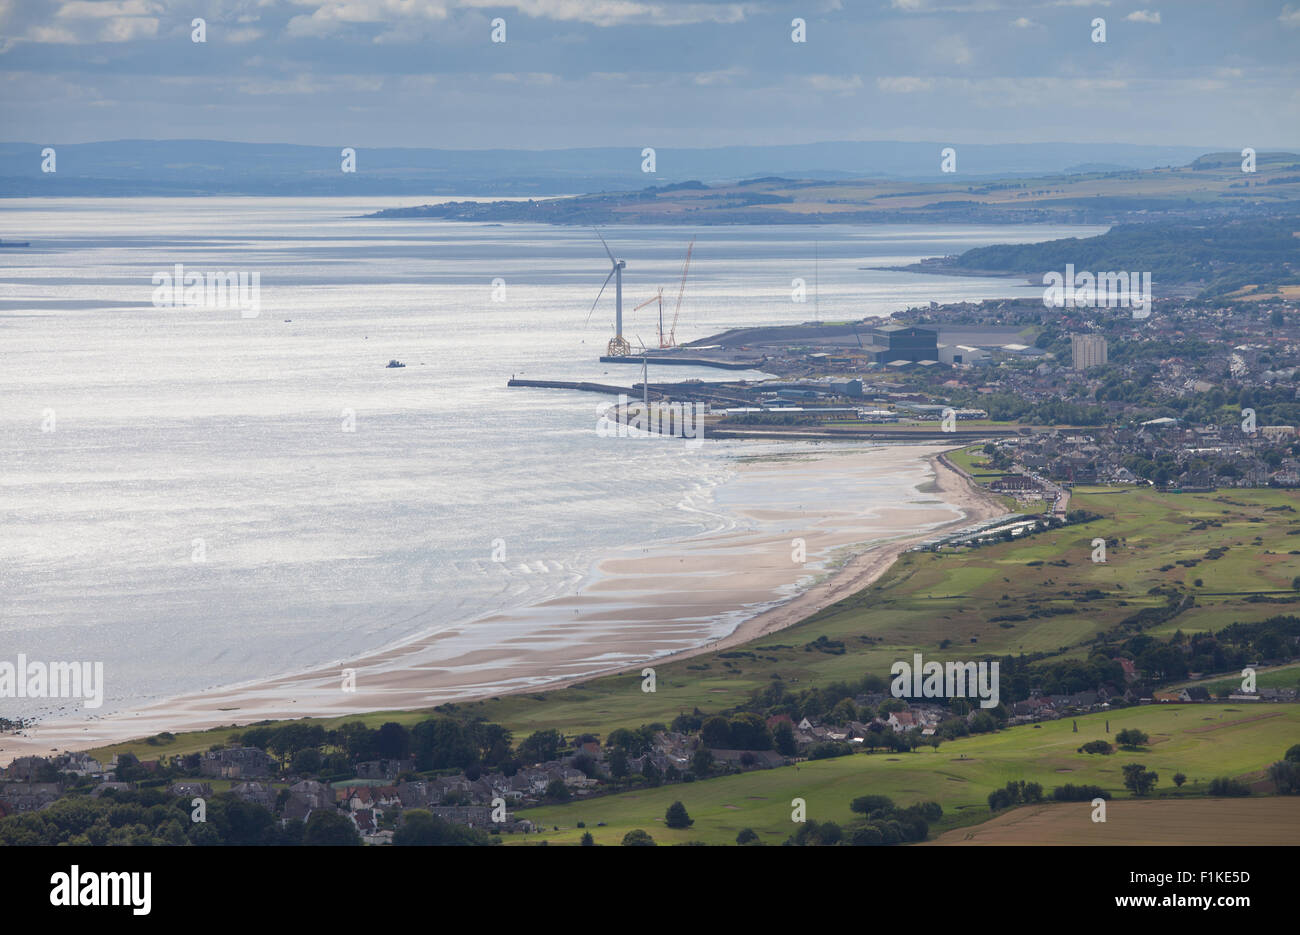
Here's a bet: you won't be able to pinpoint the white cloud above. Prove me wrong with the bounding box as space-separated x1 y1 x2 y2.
238 72 385 95
1011 16 1037 28
459 1 752 28
1125 10 1161 24
1280 5 1300 27
56 1 163 19
935 33 972 65
877 76 934 93
693 66 746 86
804 74 863 92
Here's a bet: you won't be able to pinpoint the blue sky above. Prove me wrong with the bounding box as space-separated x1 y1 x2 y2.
1 0 1298 149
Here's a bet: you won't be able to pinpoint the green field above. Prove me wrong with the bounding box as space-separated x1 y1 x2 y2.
512 705 1300 845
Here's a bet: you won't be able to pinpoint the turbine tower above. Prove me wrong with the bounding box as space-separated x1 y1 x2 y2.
588 228 631 357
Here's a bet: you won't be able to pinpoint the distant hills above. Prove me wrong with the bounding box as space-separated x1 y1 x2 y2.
0 139 1216 197
917 214 1300 298
367 152 1300 228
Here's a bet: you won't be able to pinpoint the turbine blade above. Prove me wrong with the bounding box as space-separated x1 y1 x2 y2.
585 267 616 325
593 226 617 265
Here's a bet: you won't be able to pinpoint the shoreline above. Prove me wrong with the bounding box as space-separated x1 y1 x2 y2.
0 444 1002 765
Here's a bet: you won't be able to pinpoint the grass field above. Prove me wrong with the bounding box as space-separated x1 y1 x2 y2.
1172 663 1300 697
511 705 1300 845
926 797 1300 845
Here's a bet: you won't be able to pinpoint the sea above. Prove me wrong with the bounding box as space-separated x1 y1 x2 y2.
0 197 1103 717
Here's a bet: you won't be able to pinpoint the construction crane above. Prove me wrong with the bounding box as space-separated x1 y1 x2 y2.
666 237 695 349
634 289 665 348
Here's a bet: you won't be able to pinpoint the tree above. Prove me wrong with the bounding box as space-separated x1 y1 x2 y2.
773 721 797 757
519 729 565 765
736 827 760 845
1269 759 1298 794
543 779 570 802
375 721 411 759
621 829 656 846
1173 772 1187 788
700 716 732 748
291 748 322 775
580 831 595 846
303 809 362 846
608 747 629 780
1208 777 1251 797
665 801 693 829
570 753 602 779
691 748 713 778
850 794 894 817
393 810 491 846
1122 763 1159 796
1115 728 1149 748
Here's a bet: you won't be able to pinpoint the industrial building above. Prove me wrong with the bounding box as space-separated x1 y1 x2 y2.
864 325 939 364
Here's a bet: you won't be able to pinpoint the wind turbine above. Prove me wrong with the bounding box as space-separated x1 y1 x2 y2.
587 228 631 357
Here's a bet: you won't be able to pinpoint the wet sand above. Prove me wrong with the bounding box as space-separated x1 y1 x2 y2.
0 444 1001 763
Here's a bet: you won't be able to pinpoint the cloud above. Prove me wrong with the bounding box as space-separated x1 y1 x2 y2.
804 74 863 92
1125 10 1161 24
1011 16 1037 28
237 72 385 95
285 0 451 38
55 0 163 18
1281 5 1300 27
935 33 972 65
693 66 747 86
877 75 934 93
453 1 753 29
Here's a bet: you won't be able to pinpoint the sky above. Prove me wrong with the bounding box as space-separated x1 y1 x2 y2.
1 0 1298 150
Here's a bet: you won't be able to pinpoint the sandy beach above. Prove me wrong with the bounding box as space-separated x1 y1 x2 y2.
0 443 1001 764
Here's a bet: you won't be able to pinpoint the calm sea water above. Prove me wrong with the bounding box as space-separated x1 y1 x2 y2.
0 198 1102 716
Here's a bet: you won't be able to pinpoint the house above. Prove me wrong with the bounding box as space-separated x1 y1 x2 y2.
709 749 787 769
169 781 213 799
887 711 918 732
230 781 276 809
282 779 334 823
199 747 275 779
2 756 48 782
0 781 61 812
430 805 493 827
396 780 434 808
58 752 105 777
90 781 134 797
354 758 417 781
352 809 376 834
